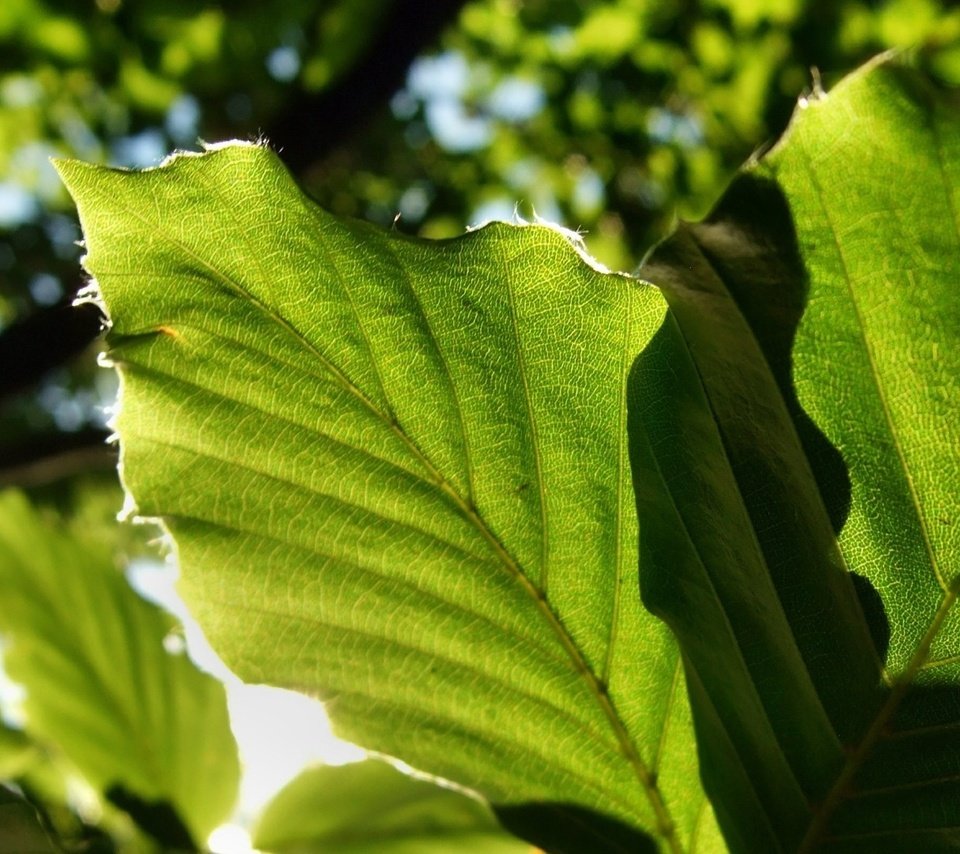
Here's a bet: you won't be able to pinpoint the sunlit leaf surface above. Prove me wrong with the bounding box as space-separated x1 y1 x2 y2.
57 146 721 852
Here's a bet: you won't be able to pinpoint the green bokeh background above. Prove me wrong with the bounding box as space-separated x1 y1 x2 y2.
2 0 959 479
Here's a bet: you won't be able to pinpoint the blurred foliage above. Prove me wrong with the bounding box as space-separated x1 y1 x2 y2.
251 759 528 853
0 0 393 187
2 0 959 466
0 0 395 456
0 783 58 853
0 489 241 851
306 0 960 269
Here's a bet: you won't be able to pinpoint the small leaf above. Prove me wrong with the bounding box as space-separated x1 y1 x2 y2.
252 759 528 853
0 490 240 844
0 786 57 854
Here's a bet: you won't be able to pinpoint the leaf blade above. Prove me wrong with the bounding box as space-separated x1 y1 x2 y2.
633 56 960 850
56 146 721 851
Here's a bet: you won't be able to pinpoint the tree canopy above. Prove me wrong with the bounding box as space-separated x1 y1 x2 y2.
2 2 960 852
3 0 959 480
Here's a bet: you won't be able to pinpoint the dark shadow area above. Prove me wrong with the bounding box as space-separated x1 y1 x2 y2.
849 573 890 663
0 301 103 404
494 801 657 854
628 173 895 846
692 175 851 533
626 316 888 665
628 165 960 846
633 172 891 677
5 782 115 854
105 784 195 852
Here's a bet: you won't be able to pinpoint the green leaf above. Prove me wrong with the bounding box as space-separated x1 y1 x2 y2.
0 490 240 845
0 725 40 781
633 57 960 851
251 759 528 853
56 144 722 852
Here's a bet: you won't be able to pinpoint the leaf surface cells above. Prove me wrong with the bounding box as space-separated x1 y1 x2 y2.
57 147 721 852
0 491 240 844
634 57 960 852
58 56 959 853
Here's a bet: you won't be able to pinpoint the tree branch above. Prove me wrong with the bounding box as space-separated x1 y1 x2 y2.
266 0 469 173
0 427 115 487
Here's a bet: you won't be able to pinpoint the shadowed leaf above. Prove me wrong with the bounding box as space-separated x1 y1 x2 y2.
633 56 960 852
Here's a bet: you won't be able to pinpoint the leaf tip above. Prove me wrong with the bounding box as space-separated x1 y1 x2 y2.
51 157 93 196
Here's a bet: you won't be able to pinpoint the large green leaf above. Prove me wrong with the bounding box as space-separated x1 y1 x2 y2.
0 490 240 846
632 57 960 851
251 759 528 853
56 145 722 852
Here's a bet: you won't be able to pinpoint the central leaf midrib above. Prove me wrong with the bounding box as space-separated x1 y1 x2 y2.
373 230 478 501
215 599 638 800
318 689 644 820
144 446 568 667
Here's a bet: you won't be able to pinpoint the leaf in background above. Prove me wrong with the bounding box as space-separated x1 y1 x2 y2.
252 759 528 853
0 490 240 846
0 723 82 847
0 786 56 854
57 144 722 853
633 56 960 852
0 725 40 782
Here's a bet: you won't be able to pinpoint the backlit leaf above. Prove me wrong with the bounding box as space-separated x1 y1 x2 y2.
56 144 720 852
252 759 529 853
0 490 240 845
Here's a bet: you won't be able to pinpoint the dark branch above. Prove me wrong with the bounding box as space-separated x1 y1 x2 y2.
0 301 104 401
0 427 115 487
266 0 469 173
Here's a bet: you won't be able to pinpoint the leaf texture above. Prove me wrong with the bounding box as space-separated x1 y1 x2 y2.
634 57 960 852
57 146 721 852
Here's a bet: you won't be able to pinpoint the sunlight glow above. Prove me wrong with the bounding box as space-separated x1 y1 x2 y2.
126 556 366 821
208 823 256 854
